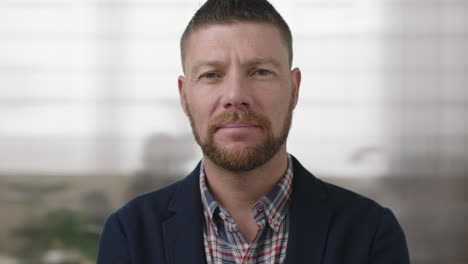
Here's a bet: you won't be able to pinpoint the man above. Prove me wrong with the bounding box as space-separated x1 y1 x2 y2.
97 0 410 263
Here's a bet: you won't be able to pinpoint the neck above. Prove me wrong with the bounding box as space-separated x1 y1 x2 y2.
202 146 289 212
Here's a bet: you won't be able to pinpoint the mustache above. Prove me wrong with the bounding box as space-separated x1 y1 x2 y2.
207 110 271 136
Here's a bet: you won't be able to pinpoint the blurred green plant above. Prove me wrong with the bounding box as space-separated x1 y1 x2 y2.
13 208 100 264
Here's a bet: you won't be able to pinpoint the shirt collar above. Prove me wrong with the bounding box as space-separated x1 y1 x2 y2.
199 155 294 233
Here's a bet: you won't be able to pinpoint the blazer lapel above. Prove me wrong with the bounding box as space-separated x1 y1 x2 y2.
284 156 332 264
162 163 207 264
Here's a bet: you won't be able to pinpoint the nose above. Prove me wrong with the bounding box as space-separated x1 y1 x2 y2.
221 73 251 110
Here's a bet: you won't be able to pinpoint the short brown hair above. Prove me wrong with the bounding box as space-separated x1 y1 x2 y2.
180 0 293 70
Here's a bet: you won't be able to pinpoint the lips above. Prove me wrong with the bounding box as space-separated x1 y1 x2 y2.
217 122 260 130
207 110 271 137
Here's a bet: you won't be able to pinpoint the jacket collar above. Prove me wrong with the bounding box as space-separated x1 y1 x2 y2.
284 155 331 264
162 162 207 264
162 156 331 264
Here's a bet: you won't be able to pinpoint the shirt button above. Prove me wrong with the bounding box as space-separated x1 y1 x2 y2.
219 212 227 220
271 218 280 226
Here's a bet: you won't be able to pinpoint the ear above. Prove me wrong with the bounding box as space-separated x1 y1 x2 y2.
178 75 189 116
290 67 301 109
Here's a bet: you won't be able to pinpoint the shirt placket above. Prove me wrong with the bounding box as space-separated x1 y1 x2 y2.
240 204 268 264
217 209 245 263
200 155 294 264
220 207 268 264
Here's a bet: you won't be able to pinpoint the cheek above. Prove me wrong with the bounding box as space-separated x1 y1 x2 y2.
271 109 290 132
189 89 221 124
187 102 211 138
267 91 294 131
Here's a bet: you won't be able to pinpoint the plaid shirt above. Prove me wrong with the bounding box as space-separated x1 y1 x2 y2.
200 155 294 264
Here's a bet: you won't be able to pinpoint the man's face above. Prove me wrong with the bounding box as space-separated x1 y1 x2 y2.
178 22 301 172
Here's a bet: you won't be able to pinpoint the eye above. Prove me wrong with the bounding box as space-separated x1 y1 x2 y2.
252 69 273 76
200 72 220 79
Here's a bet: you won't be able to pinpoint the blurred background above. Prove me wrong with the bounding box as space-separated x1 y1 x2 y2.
0 0 467 263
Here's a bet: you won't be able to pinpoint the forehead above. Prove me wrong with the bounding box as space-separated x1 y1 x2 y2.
183 22 289 72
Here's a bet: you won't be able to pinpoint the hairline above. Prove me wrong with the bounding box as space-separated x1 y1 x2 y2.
180 21 293 73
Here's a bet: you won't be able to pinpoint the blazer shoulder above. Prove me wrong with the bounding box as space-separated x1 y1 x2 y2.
292 155 383 212
112 162 202 221
315 178 403 239
98 173 202 264
318 180 409 263
320 179 381 208
111 177 185 223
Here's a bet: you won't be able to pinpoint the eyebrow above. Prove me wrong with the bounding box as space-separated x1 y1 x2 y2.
189 57 283 76
244 57 282 68
190 61 225 77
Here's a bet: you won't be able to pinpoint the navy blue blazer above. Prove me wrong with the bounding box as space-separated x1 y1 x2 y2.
97 156 410 263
